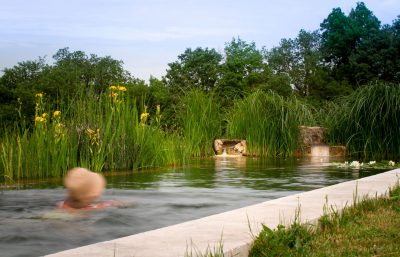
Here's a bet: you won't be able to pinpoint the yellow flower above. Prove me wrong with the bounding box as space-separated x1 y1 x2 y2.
140 112 150 126
86 127 101 146
118 86 127 92
109 85 117 91
155 105 162 124
140 112 149 120
86 128 95 135
35 116 46 124
41 113 48 119
35 92 44 98
53 110 61 119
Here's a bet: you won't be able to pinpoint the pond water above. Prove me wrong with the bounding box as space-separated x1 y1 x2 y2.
0 157 387 257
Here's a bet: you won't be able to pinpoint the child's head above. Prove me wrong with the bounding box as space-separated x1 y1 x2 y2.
64 167 106 208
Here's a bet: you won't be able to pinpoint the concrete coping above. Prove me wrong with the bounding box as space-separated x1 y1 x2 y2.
46 169 400 257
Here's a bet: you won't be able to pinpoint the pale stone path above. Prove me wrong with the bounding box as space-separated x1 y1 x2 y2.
46 169 400 257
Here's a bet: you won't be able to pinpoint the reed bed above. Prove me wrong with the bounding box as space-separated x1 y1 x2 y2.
177 89 223 157
226 90 315 157
3 82 400 181
0 86 186 181
325 82 400 160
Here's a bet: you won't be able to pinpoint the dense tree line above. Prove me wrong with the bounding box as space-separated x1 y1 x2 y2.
1 2 399 127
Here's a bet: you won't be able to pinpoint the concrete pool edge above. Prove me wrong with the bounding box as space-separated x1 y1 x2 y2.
46 169 400 257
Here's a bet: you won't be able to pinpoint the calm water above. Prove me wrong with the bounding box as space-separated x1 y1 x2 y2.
0 157 386 257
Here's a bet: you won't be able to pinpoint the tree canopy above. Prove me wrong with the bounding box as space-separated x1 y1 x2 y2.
1 2 399 126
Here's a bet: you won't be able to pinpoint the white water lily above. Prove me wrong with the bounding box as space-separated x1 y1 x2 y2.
368 161 376 165
389 160 395 166
350 161 362 168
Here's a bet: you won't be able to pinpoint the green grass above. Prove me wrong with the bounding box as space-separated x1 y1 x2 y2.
325 82 400 160
185 238 225 257
177 89 223 157
226 90 315 157
3 82 400 180
249 185 400 257
0 85 187 180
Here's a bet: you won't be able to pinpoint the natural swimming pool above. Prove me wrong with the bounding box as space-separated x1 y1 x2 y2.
0 157 387 257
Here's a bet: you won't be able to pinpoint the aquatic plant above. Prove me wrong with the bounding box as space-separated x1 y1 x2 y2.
226 90 315 157
325 82 400 160
177 89 223 157
0 85 187 180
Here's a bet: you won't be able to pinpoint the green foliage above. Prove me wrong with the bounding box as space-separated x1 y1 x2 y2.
259 73 293 97
0 58 48 125
177 89 223 157
0 48 134 128
226 90 314 157
250 185 400 257
217 37 269 100
249 223 312 257
320 2 391 86
307 67 353 101
325 82 400 160
185 238 225 257
0 86 186 180
2 2 400 178
51 47 131 94
165 47 222 93
266 30 321 97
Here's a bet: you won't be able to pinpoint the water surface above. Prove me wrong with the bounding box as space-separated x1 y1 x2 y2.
0 157 386 257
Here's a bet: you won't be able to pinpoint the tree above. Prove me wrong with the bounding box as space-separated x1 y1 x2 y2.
217 37 268 99
320 2 382 86
389 17 400 82
0 58 47 124
0 48 134 126
164 47 222 94
320 7 355 66
266 30 321 96
48 47 131 96
353 18 400 83
90 55 131 91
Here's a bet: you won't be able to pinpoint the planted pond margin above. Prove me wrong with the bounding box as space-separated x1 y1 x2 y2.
2 82 400 181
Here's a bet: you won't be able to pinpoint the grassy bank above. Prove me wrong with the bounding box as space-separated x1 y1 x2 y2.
249 184 400 256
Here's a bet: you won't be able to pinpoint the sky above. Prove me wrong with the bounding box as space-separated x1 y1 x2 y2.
1 0 399 81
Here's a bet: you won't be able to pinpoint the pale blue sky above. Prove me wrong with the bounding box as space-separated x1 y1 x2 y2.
1 0 399 80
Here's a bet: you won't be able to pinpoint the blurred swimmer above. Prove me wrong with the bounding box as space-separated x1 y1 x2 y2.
58 167 123 211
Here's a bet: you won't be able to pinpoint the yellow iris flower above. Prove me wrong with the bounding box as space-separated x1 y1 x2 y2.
53 110 61 118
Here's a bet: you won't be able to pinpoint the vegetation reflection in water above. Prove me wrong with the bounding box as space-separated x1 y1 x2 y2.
105 157 386 191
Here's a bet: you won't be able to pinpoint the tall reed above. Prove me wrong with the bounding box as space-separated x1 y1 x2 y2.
226 90 314 157
177 89 223 157
0 85 186 181
325 82 400 160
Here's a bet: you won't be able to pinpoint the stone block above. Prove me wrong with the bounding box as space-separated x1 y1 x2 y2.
213 139 246 156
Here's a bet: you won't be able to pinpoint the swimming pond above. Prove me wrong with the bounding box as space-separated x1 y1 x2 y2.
0 157 386 257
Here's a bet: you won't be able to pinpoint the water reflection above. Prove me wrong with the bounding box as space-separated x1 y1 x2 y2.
214 156 247 172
